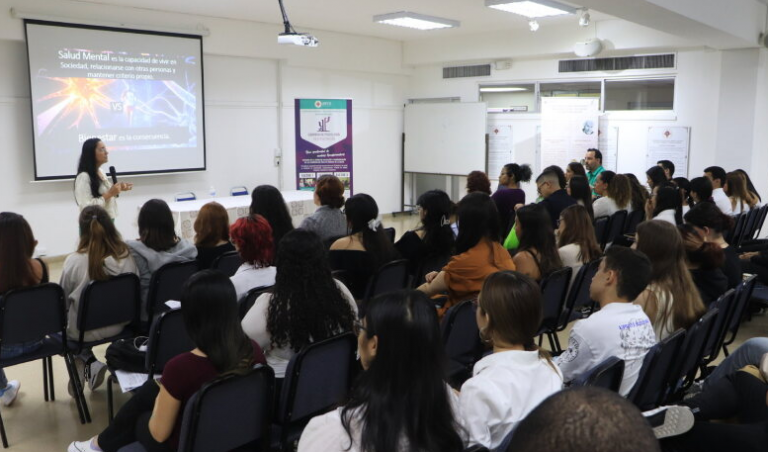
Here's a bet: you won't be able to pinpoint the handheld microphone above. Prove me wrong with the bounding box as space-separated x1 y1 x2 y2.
109 166 117 185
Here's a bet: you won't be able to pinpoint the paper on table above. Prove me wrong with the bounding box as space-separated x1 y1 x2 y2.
165 300 181 309
114 370 161 393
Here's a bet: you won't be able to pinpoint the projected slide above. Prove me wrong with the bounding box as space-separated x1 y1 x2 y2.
25 21 206 180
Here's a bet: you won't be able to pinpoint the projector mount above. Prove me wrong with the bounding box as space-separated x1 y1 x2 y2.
276 0 319 47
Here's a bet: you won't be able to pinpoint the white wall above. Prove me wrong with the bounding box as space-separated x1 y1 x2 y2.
0 0 409 256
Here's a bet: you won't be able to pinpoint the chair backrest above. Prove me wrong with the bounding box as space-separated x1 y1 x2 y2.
210 250 242 278
560 258 601 328
383 227 396 243
178 366 274 452
623 209 645 235
365 259 410 301
441 300 484 371
726 212 746 245
701 288 737 364
571 356 625 393
604 210 628 247
277 333 357 426
753 204 768 239
230 186 249 197
174 192 197 202
147 260 199 319
737 208 760 247
412 253 452 288
328 250 375 300
238 285 273 320
674 308 718 390
77 273 141 343
0 283 67 349
629 329 686 410
146 309 195 379
538 267 573 334
724 275 757 344
593 216 609 248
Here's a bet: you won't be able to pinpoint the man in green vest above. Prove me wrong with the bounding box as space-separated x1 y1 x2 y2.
585 148 605 197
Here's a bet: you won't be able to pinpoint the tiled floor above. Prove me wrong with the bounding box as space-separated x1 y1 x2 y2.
4 212 766 451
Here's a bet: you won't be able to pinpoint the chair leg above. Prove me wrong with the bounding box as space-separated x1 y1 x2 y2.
42 359 49 402
723 345 730 357
64 353 88 424
552 333 562 353
547 333 556 352
48 357 55 401
107 375 114 424
0 407 8 448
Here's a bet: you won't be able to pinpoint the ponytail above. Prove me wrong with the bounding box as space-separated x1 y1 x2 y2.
78 206 130 281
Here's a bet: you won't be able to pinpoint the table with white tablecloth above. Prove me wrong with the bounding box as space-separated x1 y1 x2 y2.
167 190 317 240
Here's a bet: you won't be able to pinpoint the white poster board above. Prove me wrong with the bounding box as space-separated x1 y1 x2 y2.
540 98 600 170
598 124 619 172
646 127 690 178
487 118 514 179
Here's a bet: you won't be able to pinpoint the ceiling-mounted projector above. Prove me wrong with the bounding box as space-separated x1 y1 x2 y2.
278 33 319 47
574 38 603 57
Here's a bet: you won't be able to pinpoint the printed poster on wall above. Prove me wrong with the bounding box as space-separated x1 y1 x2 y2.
540 97 599 170
646 126 690 179
295 99 353 193
488 118 514 179
597 123 619 172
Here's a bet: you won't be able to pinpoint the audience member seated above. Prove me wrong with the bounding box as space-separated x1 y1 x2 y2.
658 159 675 180
331 193 400 299
299 174 348 242
646 184 683 226
646 165 667 192
509 387 661 452
557 205 602 285
544 164 568 191
584 148 605 196
703 338 768 390
229 215 276 300
536 167 576 230
703 166 733 215
684 202 741 288
297 290 466 452
555 246 657 396
249 184 295 250
418 192 515 318
679 223 728 306
689 176 714 206
466 170 491 195
734 168 762 204
567 175 595 220
61 206 139 394
459 271 563 449
674 177 692 215
593 172 633 218
513 204 563 281
68 271 266 452
395 189 455 284
192 202 235 270
725 171 759 215
565 161 587 185
0 212 49 407
741 248 768 285
634 220 705 340
127 199 197 312
492 163 532 236
242 229 355 379
627 173 650 214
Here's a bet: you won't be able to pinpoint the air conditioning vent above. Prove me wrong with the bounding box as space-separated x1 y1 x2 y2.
443 64 492 78
559 54 675 73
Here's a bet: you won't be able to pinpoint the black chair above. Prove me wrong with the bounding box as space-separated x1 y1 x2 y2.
118 365 275 452
623 209 645 235
737 208 760 247
537 267 573 352
364 259 410 301
328 250 375 300
571 356 625 393
0 283 87 447
699 289 737 372
558 258 601 329
603 210 628 248
273 333 357 451
70 273 142 423
628 329 686 411
593 216 609 249
411 254 451 288
238 285 273 320
722 275 757 356
210 250 242 277
667 309 719 402
753 204 768 238
441 300 485 389
383 227 396 243
146 260 199 321
106 308 195 422
726 213 746 245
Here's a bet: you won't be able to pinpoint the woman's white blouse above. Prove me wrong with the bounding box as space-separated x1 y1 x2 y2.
74 171 117 219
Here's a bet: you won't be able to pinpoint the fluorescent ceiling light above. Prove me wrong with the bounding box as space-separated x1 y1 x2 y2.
480 87 528 92
485 0 577 18
373 11 460 30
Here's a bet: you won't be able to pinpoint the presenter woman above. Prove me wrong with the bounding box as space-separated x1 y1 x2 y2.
74 138 133 220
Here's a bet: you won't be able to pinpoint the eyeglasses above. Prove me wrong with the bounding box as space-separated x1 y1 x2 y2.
352 319 367 336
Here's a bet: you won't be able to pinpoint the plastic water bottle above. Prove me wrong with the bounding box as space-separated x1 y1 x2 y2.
209 186 216 198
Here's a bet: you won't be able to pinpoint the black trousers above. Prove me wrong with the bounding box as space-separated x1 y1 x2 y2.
98 380 172 452
662 370 768 452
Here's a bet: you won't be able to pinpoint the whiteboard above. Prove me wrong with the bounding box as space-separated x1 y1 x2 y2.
404 103 487 175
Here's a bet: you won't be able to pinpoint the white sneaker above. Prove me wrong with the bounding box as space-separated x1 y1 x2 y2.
67 439 101 452
0 381 20 406
86 360 107 391
644 405 695 439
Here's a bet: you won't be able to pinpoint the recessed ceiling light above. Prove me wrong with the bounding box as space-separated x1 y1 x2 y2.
485 0 577 18
373 12 460 30
480 87 528 92
528 19 540 31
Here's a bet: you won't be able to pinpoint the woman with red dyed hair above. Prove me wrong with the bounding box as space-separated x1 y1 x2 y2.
229 215 276 300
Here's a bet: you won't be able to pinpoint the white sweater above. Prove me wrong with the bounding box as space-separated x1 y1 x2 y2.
74 171 117 219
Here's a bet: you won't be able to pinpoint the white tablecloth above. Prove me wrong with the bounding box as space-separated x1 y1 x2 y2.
167 190 316 240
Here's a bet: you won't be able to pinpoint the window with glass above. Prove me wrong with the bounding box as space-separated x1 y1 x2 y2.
539 81 601 99
480 84 536 113
604 78 674 111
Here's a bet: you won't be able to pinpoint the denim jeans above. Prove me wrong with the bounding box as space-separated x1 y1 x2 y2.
0 340 44 389
704 337 768 389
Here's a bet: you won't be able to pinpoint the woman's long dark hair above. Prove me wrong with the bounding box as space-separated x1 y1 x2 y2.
342 290 464 452
344 194 399 268
626 173 649 213
653 185 683 225
249 185 294 248
0 212 38 294
516 203 563 278
568 175 594 220
684 202 734 236
268 229 355 352
181 270 255 374
455 192 501 254
416 190 455 257
138 199 178 251
646 166 667 190
76 138 103 198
